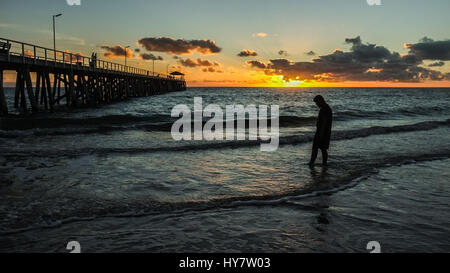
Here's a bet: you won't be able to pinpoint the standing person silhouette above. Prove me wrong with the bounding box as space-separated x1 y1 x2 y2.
309 95 332 167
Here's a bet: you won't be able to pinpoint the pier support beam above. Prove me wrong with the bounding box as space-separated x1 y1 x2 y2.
68 71 74 107
24 68 39 112
0 70 8 116
45 72 53 110
14 69 28 113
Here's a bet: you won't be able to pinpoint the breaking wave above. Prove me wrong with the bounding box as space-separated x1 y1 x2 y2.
1 119 449 157
1 103 448 135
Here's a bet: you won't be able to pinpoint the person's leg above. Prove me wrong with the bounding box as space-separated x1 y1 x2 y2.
321 149 328 166
309 148 318 166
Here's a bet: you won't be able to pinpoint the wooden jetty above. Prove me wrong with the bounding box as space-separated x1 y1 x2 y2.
0 38 186 116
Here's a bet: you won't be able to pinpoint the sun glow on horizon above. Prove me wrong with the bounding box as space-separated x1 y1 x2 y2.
259 75 332 88
243 75 450 88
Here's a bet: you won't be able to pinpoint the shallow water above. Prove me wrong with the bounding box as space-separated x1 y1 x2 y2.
0 87 449 252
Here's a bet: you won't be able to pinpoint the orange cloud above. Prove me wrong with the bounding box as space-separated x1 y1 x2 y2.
101 45 134 60
253 32 268 38
56 50 85 63
24 49 34 58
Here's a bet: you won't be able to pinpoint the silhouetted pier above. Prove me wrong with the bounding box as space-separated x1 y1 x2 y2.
0 38 186 116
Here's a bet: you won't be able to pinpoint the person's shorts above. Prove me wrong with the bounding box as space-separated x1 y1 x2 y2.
313 134 330 150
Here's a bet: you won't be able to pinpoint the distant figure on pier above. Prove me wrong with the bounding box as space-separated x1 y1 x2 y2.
309 95 333 167
90 52 97 68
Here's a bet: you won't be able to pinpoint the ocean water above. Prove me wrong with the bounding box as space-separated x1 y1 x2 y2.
0 87 449 253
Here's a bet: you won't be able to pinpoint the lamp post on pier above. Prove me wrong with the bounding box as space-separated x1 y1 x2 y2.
124 45 130 72
52 13 62 61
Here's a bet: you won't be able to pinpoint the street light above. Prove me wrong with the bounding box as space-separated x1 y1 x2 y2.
52 13 62 61
124 45 130 71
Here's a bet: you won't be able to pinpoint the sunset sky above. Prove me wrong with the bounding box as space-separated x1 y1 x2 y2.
1 0 449 87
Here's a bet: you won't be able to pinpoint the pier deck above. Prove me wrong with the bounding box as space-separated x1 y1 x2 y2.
0 38 186 115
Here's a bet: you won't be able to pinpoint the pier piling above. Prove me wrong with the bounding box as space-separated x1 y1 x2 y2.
0 69 8 116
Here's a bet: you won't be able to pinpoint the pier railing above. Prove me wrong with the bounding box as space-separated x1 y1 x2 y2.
0 37 180 80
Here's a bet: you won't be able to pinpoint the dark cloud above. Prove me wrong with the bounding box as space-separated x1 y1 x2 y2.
140 53 163 61
345 36 362 46
429 61 445 67
202 67 223 73
305 51 316 56
278 50 289 56
246 60 267 69
249 36 449 83
237 49 258 57
420 37 434 43
405 37 450 60
101 45 134 59
343 35 392 63
179 58 220 70
179 58 198 67
401 54 422 65
197 59 218 67
137 37 221 55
